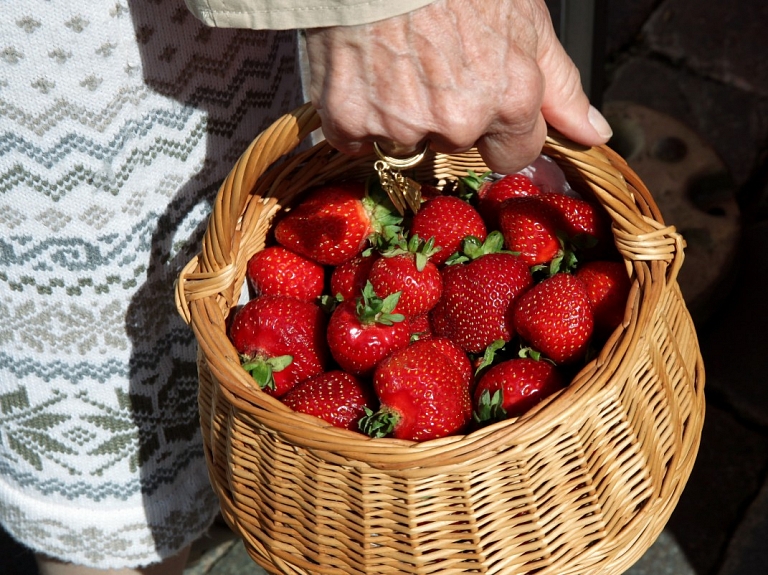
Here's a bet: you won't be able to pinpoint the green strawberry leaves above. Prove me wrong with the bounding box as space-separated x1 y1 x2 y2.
380 233 441 272
457 169 493 201
359 407 400 438
530 230 579 280
319 292 345 314
364 177 405 248
518 346 543 361
473 389 506 424
356 281 405 326
445 230 515 265
475 339 507 376
241 354 293 391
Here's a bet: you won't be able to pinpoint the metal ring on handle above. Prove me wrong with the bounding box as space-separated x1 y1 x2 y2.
373 141 430 170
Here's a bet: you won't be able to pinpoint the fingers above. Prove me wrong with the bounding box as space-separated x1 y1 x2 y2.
314 109 369 156
314 92 484 160
306 6 492 159
536 26 613 146
312 80 432 157
476 112 549 175
317 96 546 175
318 108 428 157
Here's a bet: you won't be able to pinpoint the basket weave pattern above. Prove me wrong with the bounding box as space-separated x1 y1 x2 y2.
176 103 705 575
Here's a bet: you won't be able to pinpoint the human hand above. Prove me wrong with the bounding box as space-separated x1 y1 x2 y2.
304 0 613 174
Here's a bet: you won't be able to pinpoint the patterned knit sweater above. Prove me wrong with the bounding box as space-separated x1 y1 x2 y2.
0 0 303 568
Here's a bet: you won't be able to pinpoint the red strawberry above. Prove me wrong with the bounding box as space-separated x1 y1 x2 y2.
427 337 474 390
513 273 595 364
329 252 379 301
246 246 325 302
429 232 533 354
575 260 632 337
462 170 542 227
326 282 411 376
537 192 614 258
481 173 541 201
229 295 329 397
368 235 442 317
409 313 433 340
361 338 473 441
410 195 487 266
473 357 566 422
274 181 401 266
497 196 563 266
281 370 377 432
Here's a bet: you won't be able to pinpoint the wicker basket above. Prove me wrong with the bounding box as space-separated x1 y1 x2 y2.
176 103 705 575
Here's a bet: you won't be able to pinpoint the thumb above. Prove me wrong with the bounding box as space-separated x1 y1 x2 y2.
537 34 613 146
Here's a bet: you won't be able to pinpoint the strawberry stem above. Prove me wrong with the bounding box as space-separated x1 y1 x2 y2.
356 281 405 326
445 230 514 265
364 178 405 248
380 233 441 272
473 389 507 424
457 169 493 201
240 354 293 391
475 339 507 376
359 407 400 438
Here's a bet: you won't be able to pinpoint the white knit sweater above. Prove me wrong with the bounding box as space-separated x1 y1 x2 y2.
0 1 304 567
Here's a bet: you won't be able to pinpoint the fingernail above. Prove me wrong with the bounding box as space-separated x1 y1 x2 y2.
588 105 613 140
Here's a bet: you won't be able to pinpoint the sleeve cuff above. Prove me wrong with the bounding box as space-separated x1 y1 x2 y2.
185 0 439 30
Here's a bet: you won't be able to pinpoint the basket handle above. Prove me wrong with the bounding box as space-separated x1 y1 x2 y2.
175 103 321 324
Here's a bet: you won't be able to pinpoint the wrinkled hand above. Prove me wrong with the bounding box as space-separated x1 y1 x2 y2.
305 0 613 174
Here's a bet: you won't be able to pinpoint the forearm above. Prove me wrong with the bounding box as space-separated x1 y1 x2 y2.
185 0 439 30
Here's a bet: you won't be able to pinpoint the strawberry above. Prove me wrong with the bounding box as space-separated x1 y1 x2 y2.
326 282 411 376
229 295 329 397
513 273 595 364
361 338 473 441
430 232 533 354
281 370 377 432
497 196 563 267
536 192 614 259
246 246 325 302
274 181 401 266
410 195 487 266
473 357 566 423
461 170 542 227
368 235 442 317
329 252 379 301
408 313 433 341
480 173 541 201
575 260 631 338
427 336 474 390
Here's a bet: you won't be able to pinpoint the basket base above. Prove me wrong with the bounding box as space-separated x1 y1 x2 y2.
183 521 697 575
